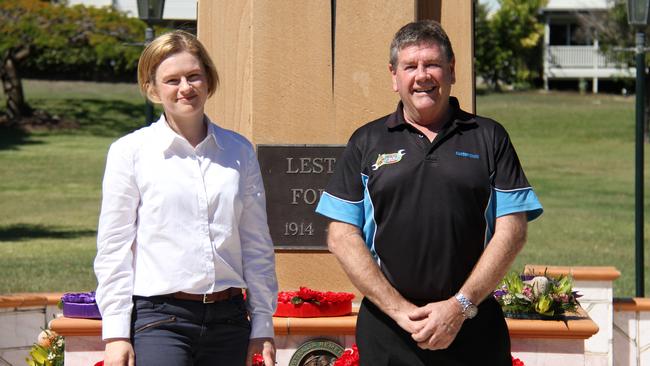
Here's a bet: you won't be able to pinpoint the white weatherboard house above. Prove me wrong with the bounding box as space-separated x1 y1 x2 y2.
541 0 634 93
65 0 197 20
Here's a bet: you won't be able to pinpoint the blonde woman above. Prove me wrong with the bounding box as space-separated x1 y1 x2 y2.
94 30 277 366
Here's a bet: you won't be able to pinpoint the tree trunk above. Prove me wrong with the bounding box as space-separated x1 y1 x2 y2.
0 48 32 123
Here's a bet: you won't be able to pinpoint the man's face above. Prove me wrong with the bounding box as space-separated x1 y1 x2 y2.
389 42 455 126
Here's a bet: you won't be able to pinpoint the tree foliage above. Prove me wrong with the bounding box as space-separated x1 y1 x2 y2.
577 1 650 140
0 0 146 124
475 0 547 91
577 1 636 64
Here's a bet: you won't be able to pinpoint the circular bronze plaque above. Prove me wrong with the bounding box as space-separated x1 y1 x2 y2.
288 339 345 366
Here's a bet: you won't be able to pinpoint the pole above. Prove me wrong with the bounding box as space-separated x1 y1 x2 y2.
635 30 645 297
144 25 155 125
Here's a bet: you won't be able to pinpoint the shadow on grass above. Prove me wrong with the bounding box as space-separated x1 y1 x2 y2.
0 126 45 151
37 98 152 137
1 97 154 148
0 224 96 242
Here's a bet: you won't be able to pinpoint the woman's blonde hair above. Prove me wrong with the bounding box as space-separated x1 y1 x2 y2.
137 30 219 99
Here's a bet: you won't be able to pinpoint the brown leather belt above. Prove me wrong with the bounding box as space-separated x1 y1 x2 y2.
166 287 242 304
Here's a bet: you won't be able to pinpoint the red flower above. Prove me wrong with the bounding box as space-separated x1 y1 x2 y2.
252 353 265 366
94 362 104 366
512 356 525 366
277 287 354 304
297 287 321 301
333 344 359 366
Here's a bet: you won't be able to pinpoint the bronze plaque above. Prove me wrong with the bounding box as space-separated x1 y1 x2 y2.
257 145 344 250
288 339 345 366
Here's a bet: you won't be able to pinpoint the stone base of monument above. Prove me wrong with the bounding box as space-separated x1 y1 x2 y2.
3 265 637 366
49 306 599 366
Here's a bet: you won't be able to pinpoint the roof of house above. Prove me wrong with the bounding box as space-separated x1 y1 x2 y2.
66 0 196 20
543 0 612 11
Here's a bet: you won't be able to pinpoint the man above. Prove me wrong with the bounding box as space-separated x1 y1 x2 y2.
315 20 542 365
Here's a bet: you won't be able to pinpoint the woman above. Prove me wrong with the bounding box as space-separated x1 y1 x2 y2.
94 30 277 366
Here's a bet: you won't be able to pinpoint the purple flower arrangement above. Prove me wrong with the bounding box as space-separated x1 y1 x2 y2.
61 291 96 303
61 291 101 319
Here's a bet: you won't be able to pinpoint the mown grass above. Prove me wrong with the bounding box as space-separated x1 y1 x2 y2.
476 91 648 296
0 80 150 292
0 81 647 297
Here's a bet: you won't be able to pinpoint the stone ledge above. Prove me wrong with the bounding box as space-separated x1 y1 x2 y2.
274 312 358 335
0 293 64 308
50 307 598 340
523 265 621 281
506 308 598 339
613 297 650 312
50 317 101 336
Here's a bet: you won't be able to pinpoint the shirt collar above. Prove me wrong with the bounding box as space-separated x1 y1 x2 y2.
205 117 224 150
153 114 224 151
385 97 476 130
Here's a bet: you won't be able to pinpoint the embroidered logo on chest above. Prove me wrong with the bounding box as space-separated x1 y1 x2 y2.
455 151 480 160
372 149 406 170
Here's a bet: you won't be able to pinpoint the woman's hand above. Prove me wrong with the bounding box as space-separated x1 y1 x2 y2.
246 337 275 366
103 339 134 366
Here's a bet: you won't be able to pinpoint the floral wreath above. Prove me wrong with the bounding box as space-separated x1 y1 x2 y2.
494 270 580 319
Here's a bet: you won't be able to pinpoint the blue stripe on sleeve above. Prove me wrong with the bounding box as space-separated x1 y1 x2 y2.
361 174 377 256
315 192 364 228
484 190 496 246
495 188 543 221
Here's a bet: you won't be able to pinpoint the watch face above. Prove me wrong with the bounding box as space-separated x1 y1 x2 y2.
465 305 478 319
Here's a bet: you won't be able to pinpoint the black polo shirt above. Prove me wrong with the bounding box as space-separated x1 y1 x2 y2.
316 97 542 302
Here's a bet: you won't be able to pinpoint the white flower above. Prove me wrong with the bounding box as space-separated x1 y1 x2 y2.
524 276 549 296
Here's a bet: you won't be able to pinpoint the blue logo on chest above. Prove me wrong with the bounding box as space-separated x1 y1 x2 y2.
455 151 480 159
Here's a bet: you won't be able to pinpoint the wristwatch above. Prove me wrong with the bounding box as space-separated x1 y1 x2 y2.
454 292 478 319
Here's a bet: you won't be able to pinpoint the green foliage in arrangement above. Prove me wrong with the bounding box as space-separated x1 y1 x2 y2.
494 272 579 318
26 330 64 366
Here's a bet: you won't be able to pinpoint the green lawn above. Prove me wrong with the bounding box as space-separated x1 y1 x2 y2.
0 80 148 293
0 81 647 297
476 91 647 297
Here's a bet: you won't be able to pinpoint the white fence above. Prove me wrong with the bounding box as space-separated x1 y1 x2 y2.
547 45 620 68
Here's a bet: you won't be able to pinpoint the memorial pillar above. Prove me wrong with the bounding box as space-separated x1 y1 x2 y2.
197 0 474 298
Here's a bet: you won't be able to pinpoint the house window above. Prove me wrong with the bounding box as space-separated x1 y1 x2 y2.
549 23 591 45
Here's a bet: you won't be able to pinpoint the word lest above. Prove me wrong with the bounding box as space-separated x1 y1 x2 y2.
286 157 337 174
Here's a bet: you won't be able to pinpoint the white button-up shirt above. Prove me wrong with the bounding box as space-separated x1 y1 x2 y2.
94 115 278 340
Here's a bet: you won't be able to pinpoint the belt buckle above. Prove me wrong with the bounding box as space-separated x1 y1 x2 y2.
202 293 215 304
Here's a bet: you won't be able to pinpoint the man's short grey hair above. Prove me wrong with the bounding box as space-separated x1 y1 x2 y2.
389 20 455 68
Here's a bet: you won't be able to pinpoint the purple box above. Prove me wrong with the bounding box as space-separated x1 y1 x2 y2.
62 302 101 319
61 292 101 319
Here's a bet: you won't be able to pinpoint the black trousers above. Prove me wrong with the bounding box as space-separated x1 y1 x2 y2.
130 295 251 366
356 297 511 366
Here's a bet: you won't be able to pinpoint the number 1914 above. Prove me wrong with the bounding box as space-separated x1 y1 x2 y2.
283 222 314 236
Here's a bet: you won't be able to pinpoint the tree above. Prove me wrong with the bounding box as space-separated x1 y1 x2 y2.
0 0 145 126
475 0 547 91
577 1 650 140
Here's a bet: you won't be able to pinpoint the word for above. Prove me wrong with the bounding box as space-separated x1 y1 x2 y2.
290 188 325 205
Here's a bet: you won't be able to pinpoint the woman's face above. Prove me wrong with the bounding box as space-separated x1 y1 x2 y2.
149 51 209 122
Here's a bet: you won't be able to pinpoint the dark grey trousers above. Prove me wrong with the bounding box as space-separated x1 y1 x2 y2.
356 297 512 366
130 295 250 366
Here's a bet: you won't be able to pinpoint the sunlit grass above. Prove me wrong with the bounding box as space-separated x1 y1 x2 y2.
0 83 647 296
